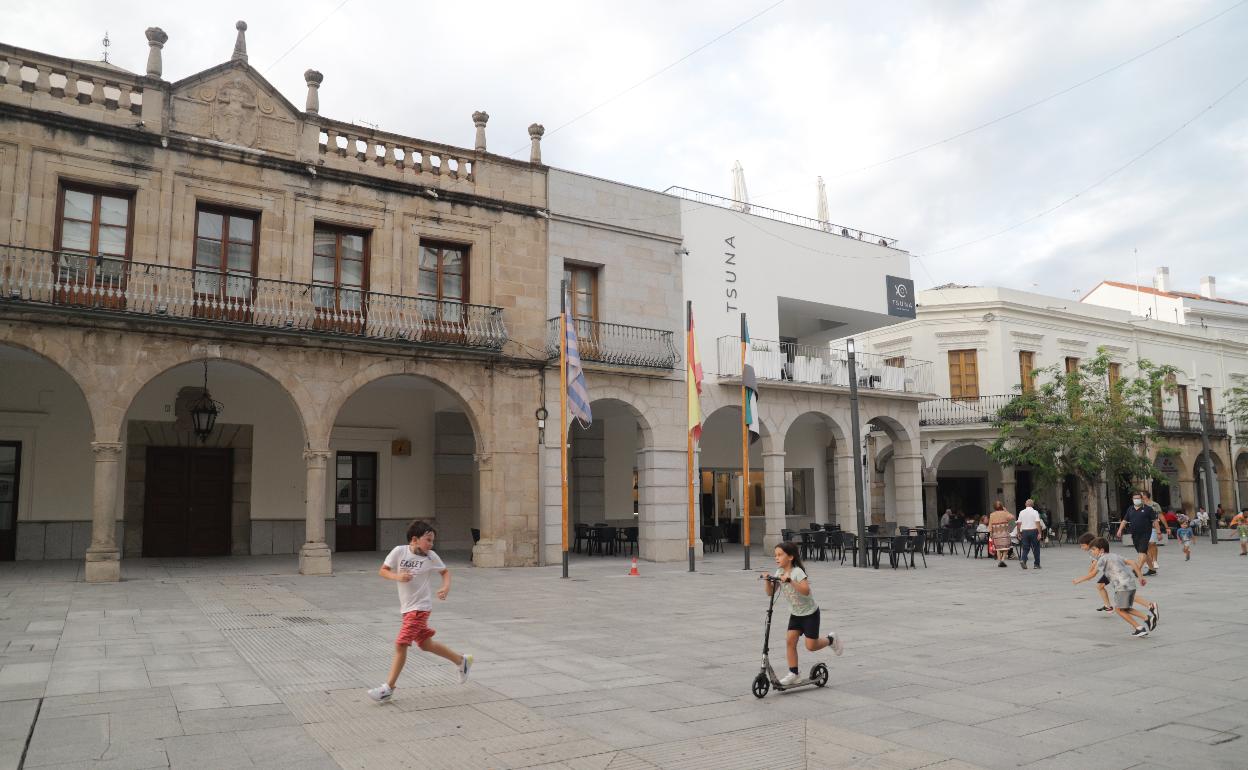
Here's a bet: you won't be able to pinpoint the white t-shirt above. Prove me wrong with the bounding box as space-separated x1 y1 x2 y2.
384 545 446 614
1018 507 1043 531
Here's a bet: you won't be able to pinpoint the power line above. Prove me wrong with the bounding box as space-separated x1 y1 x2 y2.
921 69 1248 258
751 0 1247 200
264 0 352 74
509 0 788 156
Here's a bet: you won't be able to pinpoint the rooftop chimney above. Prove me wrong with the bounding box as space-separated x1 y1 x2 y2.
1200 275 1216 299
1153 266 1171 293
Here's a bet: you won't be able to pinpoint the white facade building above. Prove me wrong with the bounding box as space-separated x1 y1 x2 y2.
857 284 1248 528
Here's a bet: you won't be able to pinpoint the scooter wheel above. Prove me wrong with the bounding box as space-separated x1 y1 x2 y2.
811 662 829 688
751 673 770 698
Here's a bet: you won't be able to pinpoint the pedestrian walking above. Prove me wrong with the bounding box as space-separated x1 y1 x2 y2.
988 501 1015 569
1176 518 1194 561
1017 498 1044 570
1073 537 1155 638
1077 532 1156 625
368 521 473 702
1232 510 1248 556
763 542 843 686
1116 493 1156 575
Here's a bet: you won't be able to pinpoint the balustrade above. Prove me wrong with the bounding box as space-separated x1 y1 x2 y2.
715 336 932 395
1 47 144 120
546 318 679 369
316 119 476 185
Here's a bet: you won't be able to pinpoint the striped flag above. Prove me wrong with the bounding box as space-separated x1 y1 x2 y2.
742 314 760 444
687 302 703 440
565 314 592 428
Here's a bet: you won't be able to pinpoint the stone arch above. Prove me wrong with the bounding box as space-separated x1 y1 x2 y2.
0 339 97 438
569 383 659 449
321 358 489 450
702 403 781 455
864 412 916 453
776 409 849 444
115 349 311 445
929 439 994 477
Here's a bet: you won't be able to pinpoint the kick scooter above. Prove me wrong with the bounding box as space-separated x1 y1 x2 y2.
752 575 829 698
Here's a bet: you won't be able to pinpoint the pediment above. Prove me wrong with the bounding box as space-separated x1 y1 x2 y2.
168 62 301 156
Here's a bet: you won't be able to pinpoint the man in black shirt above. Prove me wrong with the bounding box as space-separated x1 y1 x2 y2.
1116 493 1156 573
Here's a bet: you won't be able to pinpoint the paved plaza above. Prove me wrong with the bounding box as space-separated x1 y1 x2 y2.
1 538 1245 770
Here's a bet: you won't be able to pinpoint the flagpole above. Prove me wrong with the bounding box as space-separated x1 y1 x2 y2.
560 281 570 579
687 301 697 573
740 313 750 571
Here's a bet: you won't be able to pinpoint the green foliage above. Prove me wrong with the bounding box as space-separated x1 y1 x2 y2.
1226 384 1248 443
987 349 1178 504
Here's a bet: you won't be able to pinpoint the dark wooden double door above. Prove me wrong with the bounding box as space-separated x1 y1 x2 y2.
0 442 19 561
143 447 233 557
335 451 377 552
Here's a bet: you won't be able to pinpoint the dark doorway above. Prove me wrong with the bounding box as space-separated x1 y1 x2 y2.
335 451 377 552
143 447 233 557
1015 469 1034 509
1061 474 1082 526
0 442 20 561
938 476 985 521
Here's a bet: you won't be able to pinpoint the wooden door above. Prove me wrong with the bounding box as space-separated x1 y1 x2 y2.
54 186 133 309
0 442 19 561
334 452 377 552
142 447 232 557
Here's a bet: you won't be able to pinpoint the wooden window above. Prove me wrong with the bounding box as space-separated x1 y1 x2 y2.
1202 387 1214 415
1177 384 1190 429
194 206 258 319
418 241 469 339
1108 362 1121 389
948 349 979 400
54 183 135 308
312 225 369 332
884 356 905 368
1064 356 1080 374
563 263 597 322
1019 351 1035 393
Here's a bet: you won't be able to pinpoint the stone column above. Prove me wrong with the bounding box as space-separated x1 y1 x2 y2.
762 451 785 551
473 111 489 152
892 452 924 528
85 442 123 583
1000 465 1017 512
834 450 856 532
145 27 167 78
636 447 687 562
923 480 938 529
304 70 323 114
528 123 544 164
472 452 508 567
299 448 332 575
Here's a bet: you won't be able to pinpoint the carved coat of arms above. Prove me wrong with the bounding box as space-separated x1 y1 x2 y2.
210 78 260 147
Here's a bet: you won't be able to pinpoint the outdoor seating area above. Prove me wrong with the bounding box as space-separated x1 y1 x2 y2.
573 522 639 557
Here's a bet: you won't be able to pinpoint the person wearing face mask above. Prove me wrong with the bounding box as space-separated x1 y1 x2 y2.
1116 493 1156 574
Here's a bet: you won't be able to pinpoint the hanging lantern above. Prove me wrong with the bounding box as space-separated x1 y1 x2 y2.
189 359 224 442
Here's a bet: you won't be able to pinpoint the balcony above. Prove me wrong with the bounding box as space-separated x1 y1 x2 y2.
0 245 508 351
1155 409 1228 436
715 336 934 395
546 318 679 369
920 395 1017 426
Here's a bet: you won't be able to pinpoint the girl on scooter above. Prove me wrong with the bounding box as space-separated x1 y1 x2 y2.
764 542 843 685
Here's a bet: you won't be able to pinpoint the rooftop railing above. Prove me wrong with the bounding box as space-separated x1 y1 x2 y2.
715 336 933 395
547 317 679 369
665 187 899 247
0 244 508 351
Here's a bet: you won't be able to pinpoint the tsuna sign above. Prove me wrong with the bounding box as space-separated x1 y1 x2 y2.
886 275 915 318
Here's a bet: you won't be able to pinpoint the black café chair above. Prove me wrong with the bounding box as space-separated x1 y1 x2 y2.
573 523 591 554
838 531 859 567
875 534 905 569
902 530 928 568
618 526 638 555
810 530 829 562
703 525 722 553
597 526 618 556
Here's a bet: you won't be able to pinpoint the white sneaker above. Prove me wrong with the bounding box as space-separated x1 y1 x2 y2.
459 654 473 684
829 634 844 657
778 671 800 686
367 684 393 702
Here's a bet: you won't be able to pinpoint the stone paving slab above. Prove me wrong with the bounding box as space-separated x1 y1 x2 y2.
1 544 1246 768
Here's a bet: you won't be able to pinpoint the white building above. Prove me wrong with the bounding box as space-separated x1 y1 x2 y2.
857 283 1248 528
1084 267 1248 337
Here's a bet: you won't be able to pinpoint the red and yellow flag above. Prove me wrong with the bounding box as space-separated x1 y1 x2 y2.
687 302 703 440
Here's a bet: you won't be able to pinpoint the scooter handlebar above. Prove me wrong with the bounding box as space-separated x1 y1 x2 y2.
759 574 782 584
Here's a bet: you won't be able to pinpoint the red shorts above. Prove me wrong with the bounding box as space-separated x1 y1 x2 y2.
395 610 435 647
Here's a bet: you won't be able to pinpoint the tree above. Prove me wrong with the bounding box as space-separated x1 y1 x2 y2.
1226 383 1248 443
987 349 1178 531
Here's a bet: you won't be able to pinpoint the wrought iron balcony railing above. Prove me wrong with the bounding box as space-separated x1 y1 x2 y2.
546 317 679 369
919 395 1018 426
715 336 934 395
1155 409 1228 436
0 245 508 351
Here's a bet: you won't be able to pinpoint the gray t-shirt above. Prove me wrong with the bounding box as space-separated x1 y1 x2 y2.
774 566 818 616
1095 552 1138 591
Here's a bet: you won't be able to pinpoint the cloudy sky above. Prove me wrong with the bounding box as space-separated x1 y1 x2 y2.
9 0 1248 298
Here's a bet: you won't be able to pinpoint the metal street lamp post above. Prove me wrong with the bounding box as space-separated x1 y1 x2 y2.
1198 393 1218 544
847 339 868 568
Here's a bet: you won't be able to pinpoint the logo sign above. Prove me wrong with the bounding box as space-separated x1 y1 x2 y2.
886 275 915 318
1155 456 1179 478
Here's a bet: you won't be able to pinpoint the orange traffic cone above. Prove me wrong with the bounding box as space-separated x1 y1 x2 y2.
628 557 639 576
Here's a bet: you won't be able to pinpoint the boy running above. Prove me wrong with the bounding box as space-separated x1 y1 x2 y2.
368 521 472 702
1232 510 1248 557
1176 518 1194 562
1076 532 1156 626
1074 537 1155 638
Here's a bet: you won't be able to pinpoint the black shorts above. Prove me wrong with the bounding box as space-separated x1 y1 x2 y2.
1097 575 1109 585
1131 534 1150 554
787 608 822 639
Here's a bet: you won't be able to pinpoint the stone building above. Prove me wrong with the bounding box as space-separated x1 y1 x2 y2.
0 22 552 576
860 284 1248 528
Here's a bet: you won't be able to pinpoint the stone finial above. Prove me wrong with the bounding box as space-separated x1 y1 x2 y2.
232 20 248 63
304 69 323 114
144 27 168 78
472 110 489 152
528 123 545 164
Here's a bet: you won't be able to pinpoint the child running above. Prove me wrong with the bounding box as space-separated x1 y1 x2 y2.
1176 518 1194 562
764 542 843 686
368 520 472 702
1076 532 1156 627
1233 509 1248 556
1074 537 1155 638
